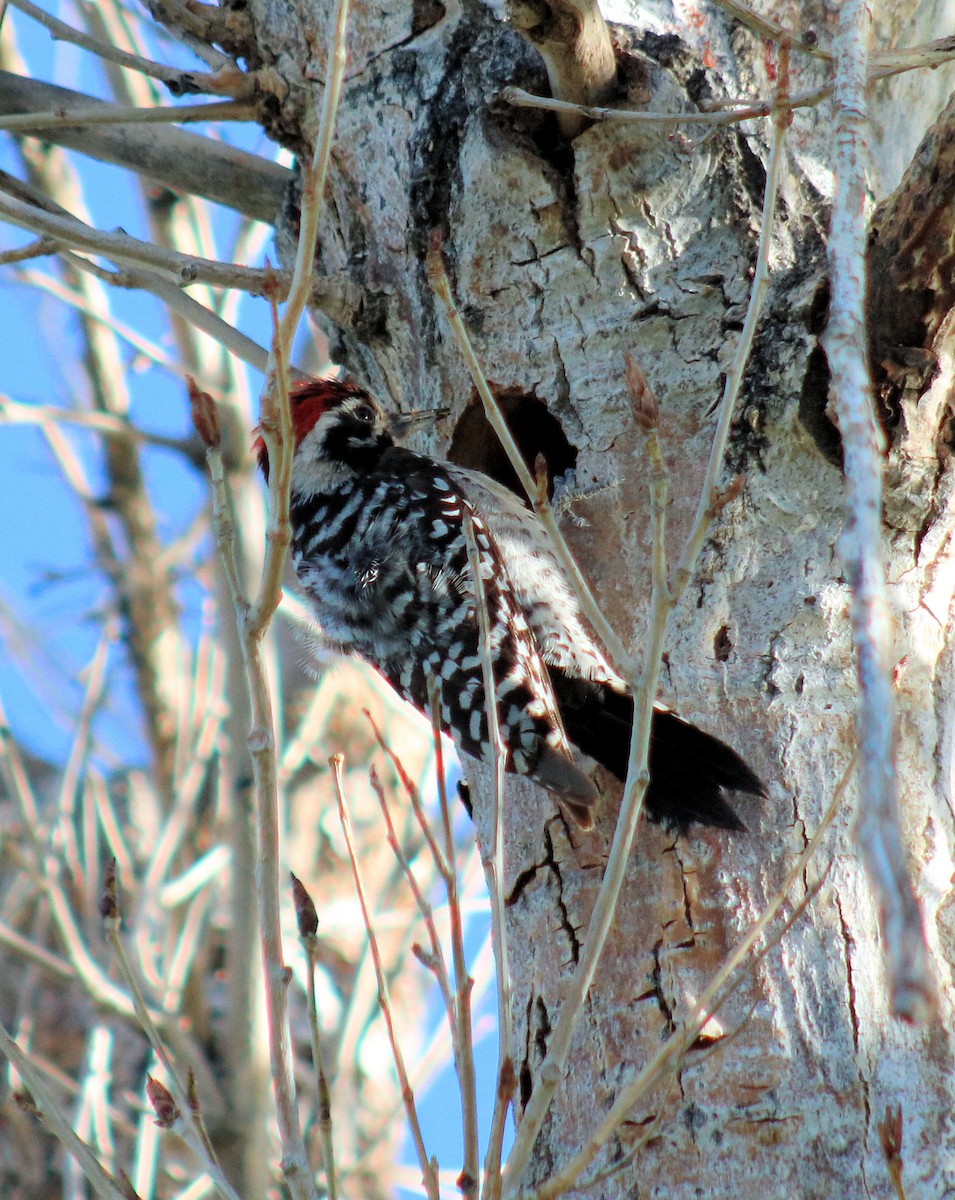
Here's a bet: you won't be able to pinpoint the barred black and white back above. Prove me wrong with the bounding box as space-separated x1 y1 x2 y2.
256 378 764 832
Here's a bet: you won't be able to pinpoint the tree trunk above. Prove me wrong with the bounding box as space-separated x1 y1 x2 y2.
227 0 955 1192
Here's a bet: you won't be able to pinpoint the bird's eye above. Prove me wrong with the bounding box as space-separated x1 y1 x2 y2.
354 404 375 423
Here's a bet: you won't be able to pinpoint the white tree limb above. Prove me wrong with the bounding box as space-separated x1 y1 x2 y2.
823 0 936 1024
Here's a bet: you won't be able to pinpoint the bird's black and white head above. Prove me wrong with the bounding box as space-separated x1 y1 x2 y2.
255 378 392 490
255 378 444 494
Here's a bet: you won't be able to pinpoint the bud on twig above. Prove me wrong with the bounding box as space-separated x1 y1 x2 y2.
13 1091 40 1119
412 943 438 972
624 353 659 430
533 452 550 507
187 376 221 449
291 872 319 938
100 858 120 924
146 1075 180 1128
878 1105 905 1199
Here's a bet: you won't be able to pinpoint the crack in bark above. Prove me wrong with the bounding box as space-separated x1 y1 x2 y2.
672 842 697 935
545 824 582 965
520 996 535 1109
649 937 677 1037
836 896 861 1059
507 857 548 907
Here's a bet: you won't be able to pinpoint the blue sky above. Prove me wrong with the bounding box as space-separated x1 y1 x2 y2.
0 6 507 1191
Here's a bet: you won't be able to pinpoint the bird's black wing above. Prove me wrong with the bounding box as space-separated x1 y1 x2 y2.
548 667 764 832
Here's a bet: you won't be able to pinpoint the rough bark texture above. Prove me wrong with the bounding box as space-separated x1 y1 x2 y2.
233 0 955 1194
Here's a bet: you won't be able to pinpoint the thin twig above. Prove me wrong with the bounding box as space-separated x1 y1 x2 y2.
61 251 287 378
0 396 182 451
6 0 247 94
0 691 41 829
369 765 457 1031
246 0 353 636
365 709 453 880
454 516 513 1200
0 234 57 262
331 757 441 1200
873 36 955 76
502 84 776 126
524 761 854 1200
503 50 792 1194
88 771 137 899
10 264 178 371
160 888 216 1012
426 678 480 1200
0 188 290 295
292 875 339 1200
54 625 115 905
367 719 485 1183
502 37 955 130
0 69 289 222
427 240 633 676
0 919 75 980
158 847 231 910
501 371 672 1195
0 99 255 131
103 900 242 1200
508 0 616 138
711 0 833 60
670 49 790 605
823 0 934 1024
197 390 316 1200
2 740 150 1021
0 1023 131 1200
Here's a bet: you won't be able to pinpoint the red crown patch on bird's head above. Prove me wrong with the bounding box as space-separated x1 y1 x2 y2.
253 377 368 482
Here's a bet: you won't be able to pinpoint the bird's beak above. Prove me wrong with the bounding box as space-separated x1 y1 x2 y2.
391 406 449 437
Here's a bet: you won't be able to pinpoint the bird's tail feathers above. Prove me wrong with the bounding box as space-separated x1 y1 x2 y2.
549 669 764 832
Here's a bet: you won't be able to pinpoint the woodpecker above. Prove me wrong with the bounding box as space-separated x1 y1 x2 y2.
256 377 764 832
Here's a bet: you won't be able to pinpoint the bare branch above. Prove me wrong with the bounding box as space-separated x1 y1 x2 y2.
450 520 510 1200
503 37 955 131
501 363 673 1195
427 238 634 675
823 0 935 1024
671 51 790 605
246 0 353 637
711 0 833 61
0 98 256 131
502 49 792 1193
0 919 76 981
0 184 281 292
331 757 441 1200
5 0 252 96
0 1024 131 1200
0 233 57 262
64 251 286 378
0 70 290 221
103 886 242 1200
501 84 778 127
293 875 339 1200
0 177 359 321
526 761 854 1200
508 0 615 137
196 383 316 1200
426 678 480 1200
369 766 456 1033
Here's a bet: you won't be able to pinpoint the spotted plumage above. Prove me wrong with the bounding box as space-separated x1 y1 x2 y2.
256 378 764 831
